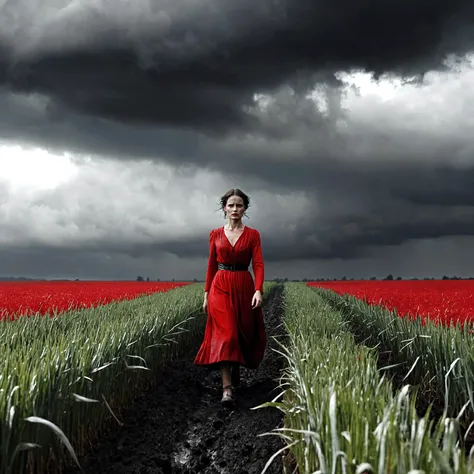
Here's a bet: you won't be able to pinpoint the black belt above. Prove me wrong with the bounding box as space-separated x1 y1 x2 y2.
217 262 249 272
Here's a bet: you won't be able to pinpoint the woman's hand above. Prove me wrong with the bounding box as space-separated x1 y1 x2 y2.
251 290 262 309
203 293 208 314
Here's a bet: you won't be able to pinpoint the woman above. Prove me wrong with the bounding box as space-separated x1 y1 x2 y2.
194 188 266 406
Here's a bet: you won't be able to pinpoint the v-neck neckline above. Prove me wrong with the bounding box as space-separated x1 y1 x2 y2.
223 225 246 248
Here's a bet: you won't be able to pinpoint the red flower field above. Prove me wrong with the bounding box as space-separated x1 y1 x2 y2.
308 280 474 325
0 281 191 320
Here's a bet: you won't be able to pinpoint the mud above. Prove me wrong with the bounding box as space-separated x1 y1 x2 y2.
66 284 286 474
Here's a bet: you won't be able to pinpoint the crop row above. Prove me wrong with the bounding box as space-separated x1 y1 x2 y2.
313 285 474 428
262 283 474 473
4 279 474 473
0 282 276 474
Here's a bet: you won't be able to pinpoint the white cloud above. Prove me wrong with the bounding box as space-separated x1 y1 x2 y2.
0 148 315 249
0 145 78 192
337 55 474 166
236 55 474 168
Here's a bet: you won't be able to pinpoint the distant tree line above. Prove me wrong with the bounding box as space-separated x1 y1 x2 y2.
135 274 474 283
3 274 472 283
269 275 474 282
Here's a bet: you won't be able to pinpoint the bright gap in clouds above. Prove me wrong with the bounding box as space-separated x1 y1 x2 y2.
252 70 405 115
338 54 474 103
254 54 474 113
0 145 78 191
338 71 403 101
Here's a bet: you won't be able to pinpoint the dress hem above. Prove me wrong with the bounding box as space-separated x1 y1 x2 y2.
194 358 261 370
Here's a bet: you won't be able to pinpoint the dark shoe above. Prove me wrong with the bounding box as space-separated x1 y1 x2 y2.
231 365 241 388
221 384 235 407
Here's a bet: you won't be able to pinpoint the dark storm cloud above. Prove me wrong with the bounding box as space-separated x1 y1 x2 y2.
0 247 182 280
391 167 474 207
2 0 474 279
102 177 474 263
3 124 474 266
0 0 473 131
4 236 474 281
170 204 474 263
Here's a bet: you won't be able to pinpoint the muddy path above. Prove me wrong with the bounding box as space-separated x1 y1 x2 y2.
67 284 286 474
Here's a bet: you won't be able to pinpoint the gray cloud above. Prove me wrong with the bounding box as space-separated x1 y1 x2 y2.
3 235 474 281
1 1 474 279
2 152 474 272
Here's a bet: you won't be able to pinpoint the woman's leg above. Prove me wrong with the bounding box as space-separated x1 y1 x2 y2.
220 363 234 405
220 363 232 386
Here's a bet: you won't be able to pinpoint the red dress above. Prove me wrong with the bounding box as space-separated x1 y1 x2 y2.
194 226 266 369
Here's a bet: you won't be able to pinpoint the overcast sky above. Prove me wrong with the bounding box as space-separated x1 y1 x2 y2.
2 0 474 280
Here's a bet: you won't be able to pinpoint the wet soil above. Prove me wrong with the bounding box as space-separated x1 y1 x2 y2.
67 284 286 474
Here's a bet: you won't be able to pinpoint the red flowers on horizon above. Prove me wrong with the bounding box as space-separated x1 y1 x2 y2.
0 281 191 320
308 280 474 326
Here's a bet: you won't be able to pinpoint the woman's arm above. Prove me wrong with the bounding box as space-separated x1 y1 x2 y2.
251 230 264 294
204 229 218 293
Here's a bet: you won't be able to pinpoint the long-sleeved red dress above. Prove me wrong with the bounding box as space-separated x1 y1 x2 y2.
194 226 266 369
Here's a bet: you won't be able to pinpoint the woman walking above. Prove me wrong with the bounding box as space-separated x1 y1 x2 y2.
194 188 266 406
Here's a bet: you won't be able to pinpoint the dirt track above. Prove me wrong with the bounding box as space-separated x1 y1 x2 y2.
67 284 285 474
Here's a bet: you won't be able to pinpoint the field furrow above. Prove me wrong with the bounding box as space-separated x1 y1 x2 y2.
267 282 474 473
311 285 474 441
1 283 204 473
64 282 284 474
3 278 474 473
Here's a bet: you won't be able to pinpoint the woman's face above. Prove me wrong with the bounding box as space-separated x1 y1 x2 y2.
225 195 245 221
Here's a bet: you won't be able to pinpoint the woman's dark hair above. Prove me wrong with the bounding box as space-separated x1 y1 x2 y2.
219 188 251 218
